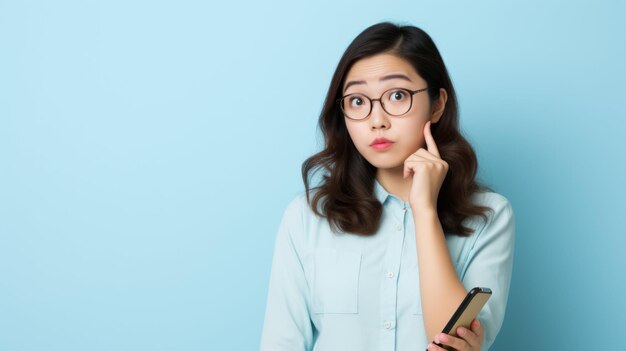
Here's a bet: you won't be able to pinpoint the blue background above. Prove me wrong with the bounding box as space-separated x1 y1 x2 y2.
1 1 624 350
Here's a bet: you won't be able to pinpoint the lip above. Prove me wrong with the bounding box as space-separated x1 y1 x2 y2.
370 137 394 151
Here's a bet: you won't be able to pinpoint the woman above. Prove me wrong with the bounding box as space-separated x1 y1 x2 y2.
260 22 515 351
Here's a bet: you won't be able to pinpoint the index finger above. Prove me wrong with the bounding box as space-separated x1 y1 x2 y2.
470 319 483 338
424 121 440 157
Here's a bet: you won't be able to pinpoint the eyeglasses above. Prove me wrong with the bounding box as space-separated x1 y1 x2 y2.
337 87 430 120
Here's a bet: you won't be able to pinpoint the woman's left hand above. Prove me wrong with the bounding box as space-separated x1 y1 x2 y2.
427 319 484 351
403 121 448 211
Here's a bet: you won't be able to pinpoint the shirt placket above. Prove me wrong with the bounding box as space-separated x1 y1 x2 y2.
379 199 409 351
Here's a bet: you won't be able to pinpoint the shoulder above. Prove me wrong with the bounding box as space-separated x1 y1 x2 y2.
467 190 516 242
274 191 328 255
449 191 515 242
470 190 513 215
282 191 312 218
277 191 320 233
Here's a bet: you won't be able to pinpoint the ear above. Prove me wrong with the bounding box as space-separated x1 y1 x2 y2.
430 88 448 124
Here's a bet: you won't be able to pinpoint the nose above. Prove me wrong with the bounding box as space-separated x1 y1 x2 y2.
369 99 390 130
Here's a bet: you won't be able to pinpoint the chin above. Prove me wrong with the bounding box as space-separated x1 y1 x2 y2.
364 157 403 171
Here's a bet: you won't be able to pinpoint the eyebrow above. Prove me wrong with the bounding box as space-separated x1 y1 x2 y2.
343 73 413 92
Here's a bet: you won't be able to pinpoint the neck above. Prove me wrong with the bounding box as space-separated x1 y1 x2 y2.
376 166 412 202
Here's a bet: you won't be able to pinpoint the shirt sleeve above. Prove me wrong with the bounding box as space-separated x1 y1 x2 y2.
460 194 516 350
260 197 314 351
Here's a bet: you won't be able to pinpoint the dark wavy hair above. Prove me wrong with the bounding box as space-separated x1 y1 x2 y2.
302 22 492 236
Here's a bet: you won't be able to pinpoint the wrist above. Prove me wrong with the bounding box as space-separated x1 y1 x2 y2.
409 201 437 214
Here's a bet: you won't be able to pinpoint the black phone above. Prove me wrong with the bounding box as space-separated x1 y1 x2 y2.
429 287 492 350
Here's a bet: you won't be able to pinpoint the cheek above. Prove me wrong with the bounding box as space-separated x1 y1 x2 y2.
398 120 426 149
345 121 365 145
345 123 375 157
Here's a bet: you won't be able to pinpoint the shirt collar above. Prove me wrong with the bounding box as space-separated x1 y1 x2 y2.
374 178 411 211
373 178 390 204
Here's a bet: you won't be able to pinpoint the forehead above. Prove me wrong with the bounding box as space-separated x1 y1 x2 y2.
343 54 421 90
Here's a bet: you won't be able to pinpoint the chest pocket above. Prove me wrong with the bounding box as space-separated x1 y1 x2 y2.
312 248 361 314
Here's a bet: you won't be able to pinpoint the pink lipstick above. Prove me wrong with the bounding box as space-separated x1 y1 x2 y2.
370 137 394 151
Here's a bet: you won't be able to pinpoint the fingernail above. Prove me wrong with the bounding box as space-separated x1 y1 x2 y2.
457 327 465 336
437 334 447 343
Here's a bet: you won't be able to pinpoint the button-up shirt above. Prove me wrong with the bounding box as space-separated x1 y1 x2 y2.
261 180 515 351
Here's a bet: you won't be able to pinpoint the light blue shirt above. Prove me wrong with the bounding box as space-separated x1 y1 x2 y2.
261 180 515 351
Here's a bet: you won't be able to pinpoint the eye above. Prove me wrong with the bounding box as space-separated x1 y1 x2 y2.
389 89 407 101
349 96 365 107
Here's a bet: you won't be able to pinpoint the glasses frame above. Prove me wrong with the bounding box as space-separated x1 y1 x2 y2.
337 87 431 121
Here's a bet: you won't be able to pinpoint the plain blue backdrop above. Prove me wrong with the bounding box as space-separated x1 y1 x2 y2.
1 1 624 350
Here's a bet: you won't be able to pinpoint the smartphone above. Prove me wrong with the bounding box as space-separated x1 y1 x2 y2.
430 287 492 350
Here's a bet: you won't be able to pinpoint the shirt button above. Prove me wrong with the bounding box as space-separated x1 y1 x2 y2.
386 271 394 278
395 224 402 231
384 321 392 329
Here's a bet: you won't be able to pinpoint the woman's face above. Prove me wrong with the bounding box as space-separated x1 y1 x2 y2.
342 53 443 171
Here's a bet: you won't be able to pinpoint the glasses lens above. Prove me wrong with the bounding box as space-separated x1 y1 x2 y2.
383 88 412 115
341 94 370 120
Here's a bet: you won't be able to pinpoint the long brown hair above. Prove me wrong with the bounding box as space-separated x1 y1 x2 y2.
302 22 492 236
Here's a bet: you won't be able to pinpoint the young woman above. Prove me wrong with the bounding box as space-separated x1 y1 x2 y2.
260 22 515 351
